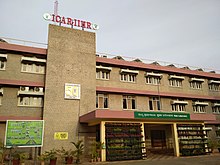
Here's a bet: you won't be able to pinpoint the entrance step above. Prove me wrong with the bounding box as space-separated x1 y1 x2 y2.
148 148 174 155
147 153 176 160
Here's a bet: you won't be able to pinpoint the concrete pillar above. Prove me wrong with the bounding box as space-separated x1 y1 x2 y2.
172 123 180 157
100 121 106 161
140 122 146 158
43 24 96 151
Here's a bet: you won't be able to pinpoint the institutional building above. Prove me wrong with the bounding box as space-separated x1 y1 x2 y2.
0 24 220 162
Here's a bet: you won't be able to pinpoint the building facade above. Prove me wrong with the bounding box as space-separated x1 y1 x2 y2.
0 25 220 162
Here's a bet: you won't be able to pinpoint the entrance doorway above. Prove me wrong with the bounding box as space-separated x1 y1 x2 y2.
151 130 166 148
145 124 174 156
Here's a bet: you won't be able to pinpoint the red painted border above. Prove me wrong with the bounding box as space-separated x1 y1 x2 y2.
0 79 44 87
79 110 96 123
190 113 216 121
80 110 134 123
1 42 220 79
79 110 216 123
0 42 47 55
205 120 220 124
96 86 220 100
96 57 220 79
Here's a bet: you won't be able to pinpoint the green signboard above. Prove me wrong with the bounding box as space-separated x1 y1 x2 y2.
134 111 190 120
5 120 44 147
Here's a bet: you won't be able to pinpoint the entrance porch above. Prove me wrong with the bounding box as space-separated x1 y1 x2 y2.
79 110 214 161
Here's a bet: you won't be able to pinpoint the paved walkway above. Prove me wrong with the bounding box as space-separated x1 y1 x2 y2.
3 153 220 164
86 153 220 165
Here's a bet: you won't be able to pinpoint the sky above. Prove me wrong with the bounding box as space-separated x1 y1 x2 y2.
0 0 220 72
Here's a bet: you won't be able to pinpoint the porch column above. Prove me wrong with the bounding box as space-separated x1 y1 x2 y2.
172 123 180 157
140 122 146 158
100 121 106 161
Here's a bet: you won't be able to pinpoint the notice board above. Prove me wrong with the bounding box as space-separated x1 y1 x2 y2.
5 120 44 147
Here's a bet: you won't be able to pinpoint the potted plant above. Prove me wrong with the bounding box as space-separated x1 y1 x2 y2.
0 140 8 165
90 141 104 162
57 147 75 164
11 151 21 165
217 140 220 152
38 153 48 165
19 153 28 165
71 140 84 164
44 149 58 165
96 142 104 162
208 139 218 153
90 142 98 162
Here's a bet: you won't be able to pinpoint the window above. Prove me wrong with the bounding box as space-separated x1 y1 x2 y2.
216 126 220 138
172 104 186 112
212 106 220 114
17 86 44 107
0 60 6 70
190 81 203 89
96 66 112 80
21 56 46 74
212 103 220 114
120 74 136 82
21 63 45 74
146 77 161 85
149 97 161 110
0 93 1 105
169 79 182 87
193 101 208 113
120 69 138 83
169 75 184 87
18 96 43 107
171 100 188 112
208 80 220 91
0 54 7 70
123 96 136 110
189 78 204 89
209 84 220 91
0 87 3 105
96 70 110 80
193 105 206 113
96 94 108 109
145 72 162 85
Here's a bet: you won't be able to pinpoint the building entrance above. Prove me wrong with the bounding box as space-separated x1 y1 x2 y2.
145 124 174 156
151 130 166 148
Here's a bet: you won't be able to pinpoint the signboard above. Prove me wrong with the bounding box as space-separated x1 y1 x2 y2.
134 112 190 120
64 83 80 99
5 120 44 147
54 132 68 140
43 13 99 30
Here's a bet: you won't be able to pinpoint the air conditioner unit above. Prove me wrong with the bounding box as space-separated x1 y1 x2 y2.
20 86 26 91
34 87 40 92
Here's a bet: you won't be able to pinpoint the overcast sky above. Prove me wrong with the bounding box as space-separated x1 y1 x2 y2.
0 0 220 71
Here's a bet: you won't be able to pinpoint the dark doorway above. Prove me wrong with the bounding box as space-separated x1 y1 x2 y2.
151 130 166 148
